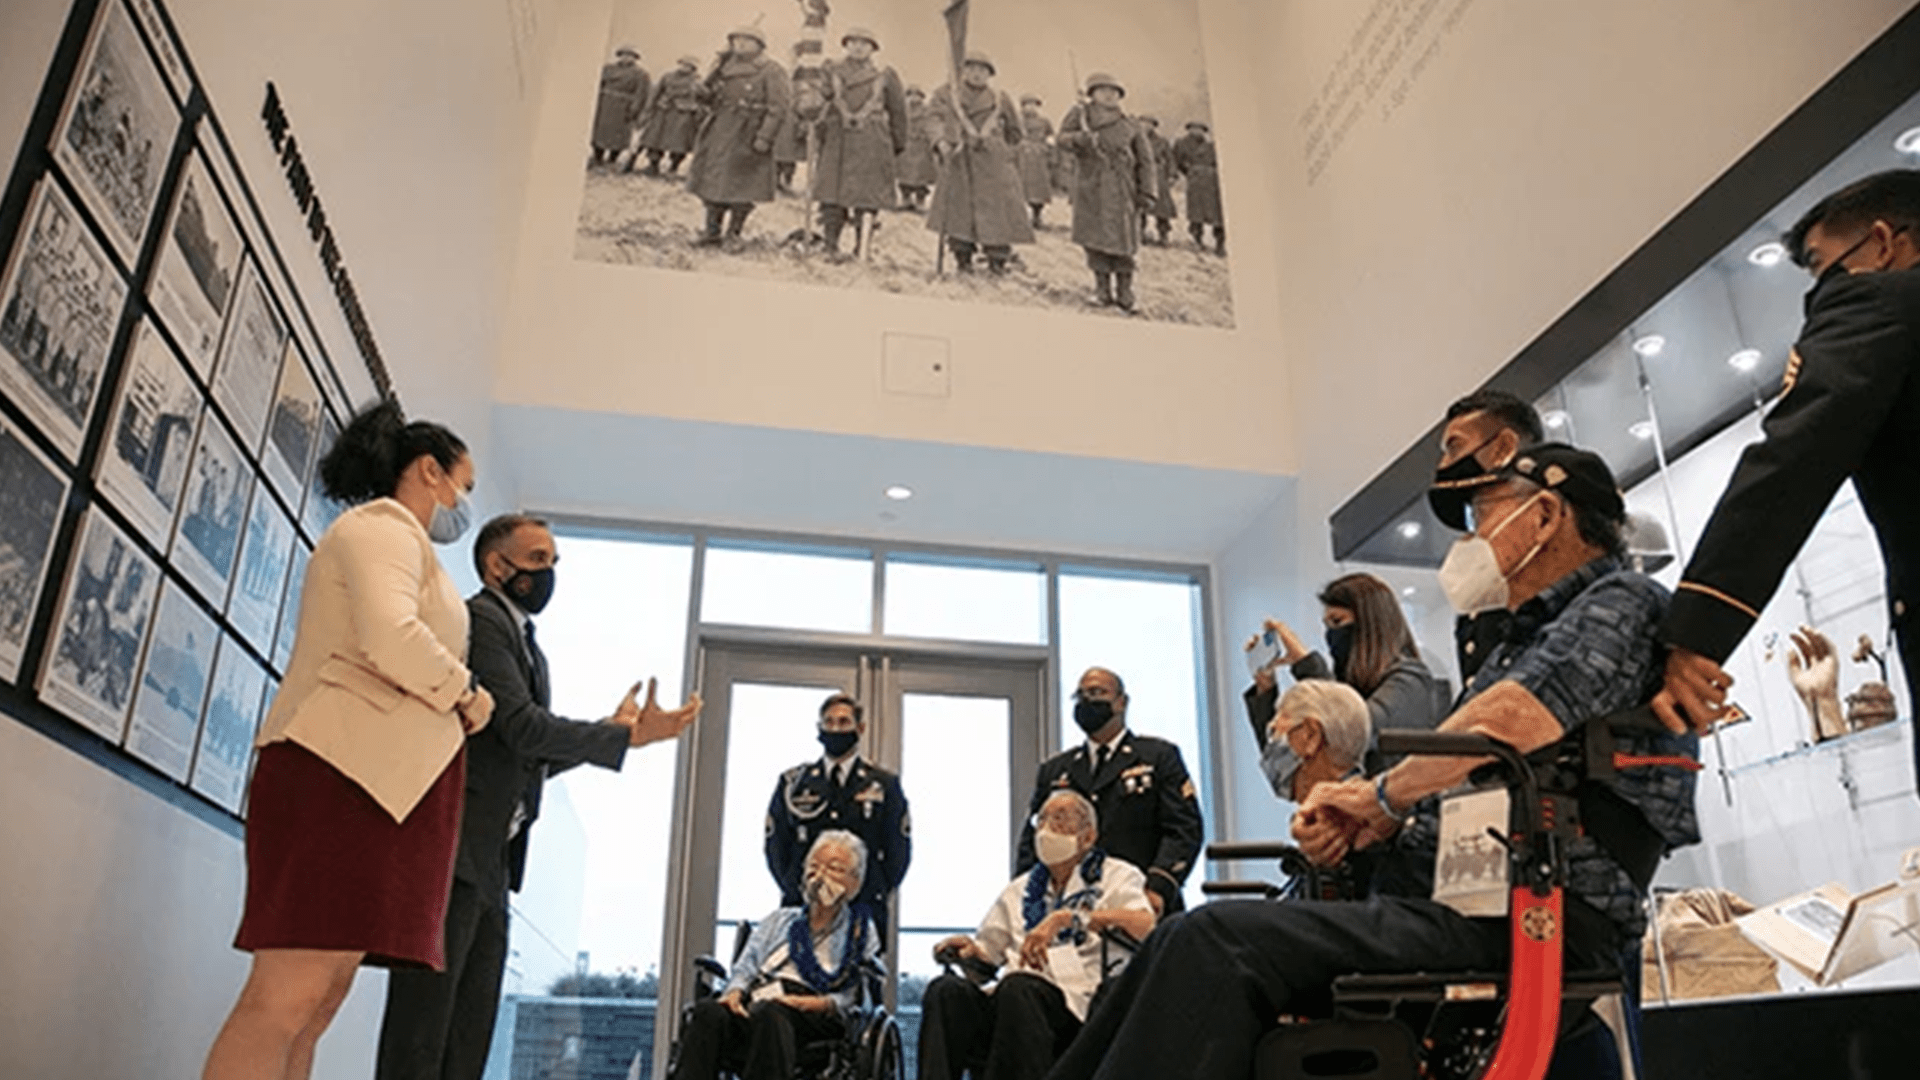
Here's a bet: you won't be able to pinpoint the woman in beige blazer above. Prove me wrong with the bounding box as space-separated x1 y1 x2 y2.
203 401 493 1080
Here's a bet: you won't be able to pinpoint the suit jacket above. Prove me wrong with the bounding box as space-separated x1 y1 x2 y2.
1662 268 1920 664
1016 731 1204 912
765 756 911 918
259 498 471 822
459 589 629 899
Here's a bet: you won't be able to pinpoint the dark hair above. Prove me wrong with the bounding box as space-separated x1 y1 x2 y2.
473 513 549 580
318 400 467 505
820 693 863 723
1566 496 1627 558
1444 389 1544 444
1316 573 1417 697
1786 169 1920 268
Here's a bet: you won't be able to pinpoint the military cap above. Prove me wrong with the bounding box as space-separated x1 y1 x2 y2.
728 26 767 48
905 85 926 98
1185 120 1210 132
1428 442 1624 532
963 51 996 75
1021 94 1043 106
615 44 640 59
1085 72 1125 97
841 27 880 50
677 55 700 69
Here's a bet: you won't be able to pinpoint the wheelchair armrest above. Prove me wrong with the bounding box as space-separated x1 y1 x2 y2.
1207 840 1298 861
1376 731 1504 758
1200 880 1284 899
693 956 729 982
1099 926 1143 954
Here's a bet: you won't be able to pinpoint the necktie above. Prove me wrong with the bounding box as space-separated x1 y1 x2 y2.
524 619 550 707
1093 744 1110 777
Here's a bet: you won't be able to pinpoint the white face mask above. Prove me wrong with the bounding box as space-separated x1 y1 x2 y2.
1034 827 1081 868
804 869 848 908
1437 494 1548 616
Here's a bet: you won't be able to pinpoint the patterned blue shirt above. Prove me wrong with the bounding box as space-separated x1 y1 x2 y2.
1393 556 1701 937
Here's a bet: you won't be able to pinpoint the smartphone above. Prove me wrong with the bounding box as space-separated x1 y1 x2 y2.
1244 627 1281 677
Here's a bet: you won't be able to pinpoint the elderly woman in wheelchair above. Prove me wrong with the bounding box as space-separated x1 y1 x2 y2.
669 830 885 1080
918 789 1159 1080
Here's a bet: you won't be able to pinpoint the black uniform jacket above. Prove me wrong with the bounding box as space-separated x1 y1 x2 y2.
1016 730 1204 912
458 589 628 900
765 756 912 914
1661 268 1919 664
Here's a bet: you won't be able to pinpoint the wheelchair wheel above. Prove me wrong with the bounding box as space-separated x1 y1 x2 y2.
854 1009 903 1080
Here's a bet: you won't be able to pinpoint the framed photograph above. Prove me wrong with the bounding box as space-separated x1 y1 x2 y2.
125 0 194 106
261 340 321 504
301 406 342 539
271 539 310 672
190 631 268 814
0 179 130 462
168 411 252 607
0 413 73 682
50 0 180 267
147 151 242 378
123 578 218 781
38 505 162 741
93 317 202 546
209 257 287 452
226 487 294 653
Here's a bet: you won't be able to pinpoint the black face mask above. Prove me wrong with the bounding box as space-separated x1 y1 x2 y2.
1325 623 1356 678
504 563 557 614
1073 698 1116 734
818 729 860 758
1803 227 1906 316
1434 433 1506 487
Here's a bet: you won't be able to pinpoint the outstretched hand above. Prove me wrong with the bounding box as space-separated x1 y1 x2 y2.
612 678 703 748
1652 646 1731 735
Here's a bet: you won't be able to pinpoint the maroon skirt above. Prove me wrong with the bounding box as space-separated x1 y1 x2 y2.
235 741 465 969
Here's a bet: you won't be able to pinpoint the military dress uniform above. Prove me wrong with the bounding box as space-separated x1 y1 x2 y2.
765 757 911 933
1661 266 1920 786
1016 731 1203 913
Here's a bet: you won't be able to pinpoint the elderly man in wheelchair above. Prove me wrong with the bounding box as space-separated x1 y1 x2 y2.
1047 444 1702 1080
918 789 1159 1080
669 830 886 1080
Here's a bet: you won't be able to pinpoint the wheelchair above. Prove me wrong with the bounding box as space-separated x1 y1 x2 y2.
1208 708 1698 1080
667 916 904 1080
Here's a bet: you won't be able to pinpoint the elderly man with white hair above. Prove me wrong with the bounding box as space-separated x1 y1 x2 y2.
918 789 1156 1080
668 830 880 1080
1261 679 1372 804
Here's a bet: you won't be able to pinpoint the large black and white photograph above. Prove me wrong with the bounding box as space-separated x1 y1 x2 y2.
147 151 243 378
38 506 161 741
94 318 202 546
209 258 288 452
50 0 180 267
126 0 194 105
0 179 131 462
123 579 218 782
575 0 1231 326
225 487 294 654
271 539 308 672
190 632 266 814
260 341 320 504
300 406 342 540
0 414 73 683
168 412 252 606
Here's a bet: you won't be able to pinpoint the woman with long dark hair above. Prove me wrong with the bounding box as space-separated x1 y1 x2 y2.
202 401 491 1080
1245 572 1449 777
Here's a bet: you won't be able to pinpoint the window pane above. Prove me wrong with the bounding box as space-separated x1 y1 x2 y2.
700 546 873 633
883 560 1046 644
1056 571 1208 911
896 693 1013 973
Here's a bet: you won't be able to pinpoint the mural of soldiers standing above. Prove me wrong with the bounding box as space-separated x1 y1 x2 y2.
1058 73 1156 312
686 27 793 249
1017 95 1055 229
896 86 938 212
592 46 649 166
774 66 826 195
812 28 908 260
636 56 705 177
1138 116 1177 246
925 52 1033 275
1174 120 1225 256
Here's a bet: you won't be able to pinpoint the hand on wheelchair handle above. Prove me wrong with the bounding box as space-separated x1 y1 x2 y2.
719 988 749 1018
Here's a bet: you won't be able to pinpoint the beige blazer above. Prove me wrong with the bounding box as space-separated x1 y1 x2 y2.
258 498 471 822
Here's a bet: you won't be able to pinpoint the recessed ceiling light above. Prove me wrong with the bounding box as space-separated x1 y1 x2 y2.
1895 126 1920 155
1728 348 1762 373
1401 585 1417 597
1396 521 1423 540
1629 420 1656 440
1747 241 1787 267
1631 334 1666 358
884 485 913 501
1541 408 1570 430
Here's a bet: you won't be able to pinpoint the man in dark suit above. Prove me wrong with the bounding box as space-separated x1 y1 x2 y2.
765 693 911 933
1016 667 1204 915
375 513 701 1080
1654 169 1920 793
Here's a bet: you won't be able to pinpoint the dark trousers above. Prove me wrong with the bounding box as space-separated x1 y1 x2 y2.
1046 895 1622 1080
920 973 1080 1080
376 878 508 1080
669 998 844 1080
